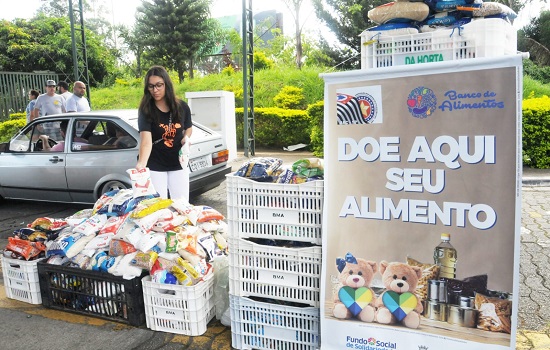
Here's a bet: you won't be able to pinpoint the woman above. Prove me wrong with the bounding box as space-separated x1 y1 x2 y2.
25 89 39 124
136 66 193 200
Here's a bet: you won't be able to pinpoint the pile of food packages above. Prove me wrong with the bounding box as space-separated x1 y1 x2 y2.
234 157 324 183
366 0 517 36
3 189 229 287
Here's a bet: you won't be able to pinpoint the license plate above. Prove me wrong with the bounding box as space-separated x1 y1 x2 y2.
189 156 211 172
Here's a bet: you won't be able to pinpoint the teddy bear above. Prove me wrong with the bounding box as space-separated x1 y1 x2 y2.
332 252 377 322
375 260 424 329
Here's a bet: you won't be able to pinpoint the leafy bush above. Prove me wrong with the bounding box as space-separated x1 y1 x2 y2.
523 96 550 168
0 118 26 143
254 51 274 71
9 113 25 120
307 101 324 157
221 66 235 76
273 86 306 110
235 107 310 148
524 59 550 85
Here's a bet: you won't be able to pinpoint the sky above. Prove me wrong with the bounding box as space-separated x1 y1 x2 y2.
1 0 548 37
0 0 322 36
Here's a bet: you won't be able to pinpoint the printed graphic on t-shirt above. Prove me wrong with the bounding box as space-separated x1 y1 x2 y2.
160 122 181 147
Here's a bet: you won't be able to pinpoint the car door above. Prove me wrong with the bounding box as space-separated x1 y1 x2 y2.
0 119 70 202
64 118 139 203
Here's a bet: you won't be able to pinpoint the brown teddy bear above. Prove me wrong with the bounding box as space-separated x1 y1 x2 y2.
375 260 424 328
332 252 377 322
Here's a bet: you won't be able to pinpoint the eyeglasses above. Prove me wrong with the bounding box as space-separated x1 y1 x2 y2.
147 82 165 91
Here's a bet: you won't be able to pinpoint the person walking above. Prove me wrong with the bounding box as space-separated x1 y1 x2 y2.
66 81 91 112
136 65 193 201
25 89 39 124
57 81 73 102
30 80 65 121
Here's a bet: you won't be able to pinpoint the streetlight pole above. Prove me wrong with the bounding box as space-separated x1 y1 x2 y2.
242 0 255 156
68 0 91 105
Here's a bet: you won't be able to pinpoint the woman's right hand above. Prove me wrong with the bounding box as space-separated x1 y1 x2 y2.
136 160 147 170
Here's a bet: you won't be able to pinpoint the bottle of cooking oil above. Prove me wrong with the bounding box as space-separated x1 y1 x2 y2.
433 233 457 278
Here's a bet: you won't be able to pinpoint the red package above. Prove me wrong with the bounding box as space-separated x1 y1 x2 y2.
6 237 46 260
109 239 137 256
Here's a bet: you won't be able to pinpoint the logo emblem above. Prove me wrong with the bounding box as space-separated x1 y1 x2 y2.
407 87 437 119
337 92 378 124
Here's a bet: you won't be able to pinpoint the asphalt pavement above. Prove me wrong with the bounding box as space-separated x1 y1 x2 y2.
0 151 549 349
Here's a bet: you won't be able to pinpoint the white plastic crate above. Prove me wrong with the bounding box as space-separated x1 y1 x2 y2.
230 295 320 350
361 18 517 69
226 174 324 245
1 255 42 304
142 273 215 336
229 238 322 307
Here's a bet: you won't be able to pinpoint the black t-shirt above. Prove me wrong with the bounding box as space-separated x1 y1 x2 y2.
138 100 192 171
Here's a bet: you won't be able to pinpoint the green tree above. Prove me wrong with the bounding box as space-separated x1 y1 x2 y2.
281 0 307 69
135 0 213 82
0 16 116 86
311 0 387 69
519 10 550 66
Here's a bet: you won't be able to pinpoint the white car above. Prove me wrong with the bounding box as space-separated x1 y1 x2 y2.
0 110 231 204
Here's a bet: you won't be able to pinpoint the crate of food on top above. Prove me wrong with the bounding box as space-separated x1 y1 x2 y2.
1 227 52 304
7 172 228 328
361 0 518 69
226 157 324 245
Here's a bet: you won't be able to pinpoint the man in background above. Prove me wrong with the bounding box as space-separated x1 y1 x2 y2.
30 80 65 121
25 89 40 124
66 81 91 112
57 81 73 102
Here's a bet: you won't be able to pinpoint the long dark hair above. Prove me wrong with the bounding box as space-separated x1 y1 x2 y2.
138 65 182 123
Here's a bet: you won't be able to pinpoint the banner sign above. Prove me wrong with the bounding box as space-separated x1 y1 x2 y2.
320 56 522 350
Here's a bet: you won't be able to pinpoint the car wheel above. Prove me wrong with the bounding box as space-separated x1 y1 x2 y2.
100 180 130 195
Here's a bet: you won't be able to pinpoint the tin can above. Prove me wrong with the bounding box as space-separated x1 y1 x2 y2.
428 279 447 302
459 296 475 308
447 305 479 328
425 301 448 321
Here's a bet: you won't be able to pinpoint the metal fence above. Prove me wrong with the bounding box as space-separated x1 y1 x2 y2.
0 71 61 120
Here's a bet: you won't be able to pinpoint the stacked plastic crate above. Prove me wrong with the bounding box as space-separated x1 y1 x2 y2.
226 174 324 350
2 256 43 305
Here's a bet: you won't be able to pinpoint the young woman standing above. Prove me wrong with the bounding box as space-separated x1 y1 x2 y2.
136 66 193 200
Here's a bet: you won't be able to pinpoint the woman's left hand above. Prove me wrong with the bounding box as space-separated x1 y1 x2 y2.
181 135 190 145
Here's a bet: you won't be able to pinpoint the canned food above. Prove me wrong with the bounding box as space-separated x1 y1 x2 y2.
459 296 474 308
447 305 479 328
428 279 447 302
424 301 448 321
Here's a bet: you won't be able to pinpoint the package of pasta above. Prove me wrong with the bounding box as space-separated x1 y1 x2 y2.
131 197 173 219
109 239 137 256
130 251 159 270
27 217 67 232
196 205 225 223
368 1 430 24
127 167 157 198
475 293 512 333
